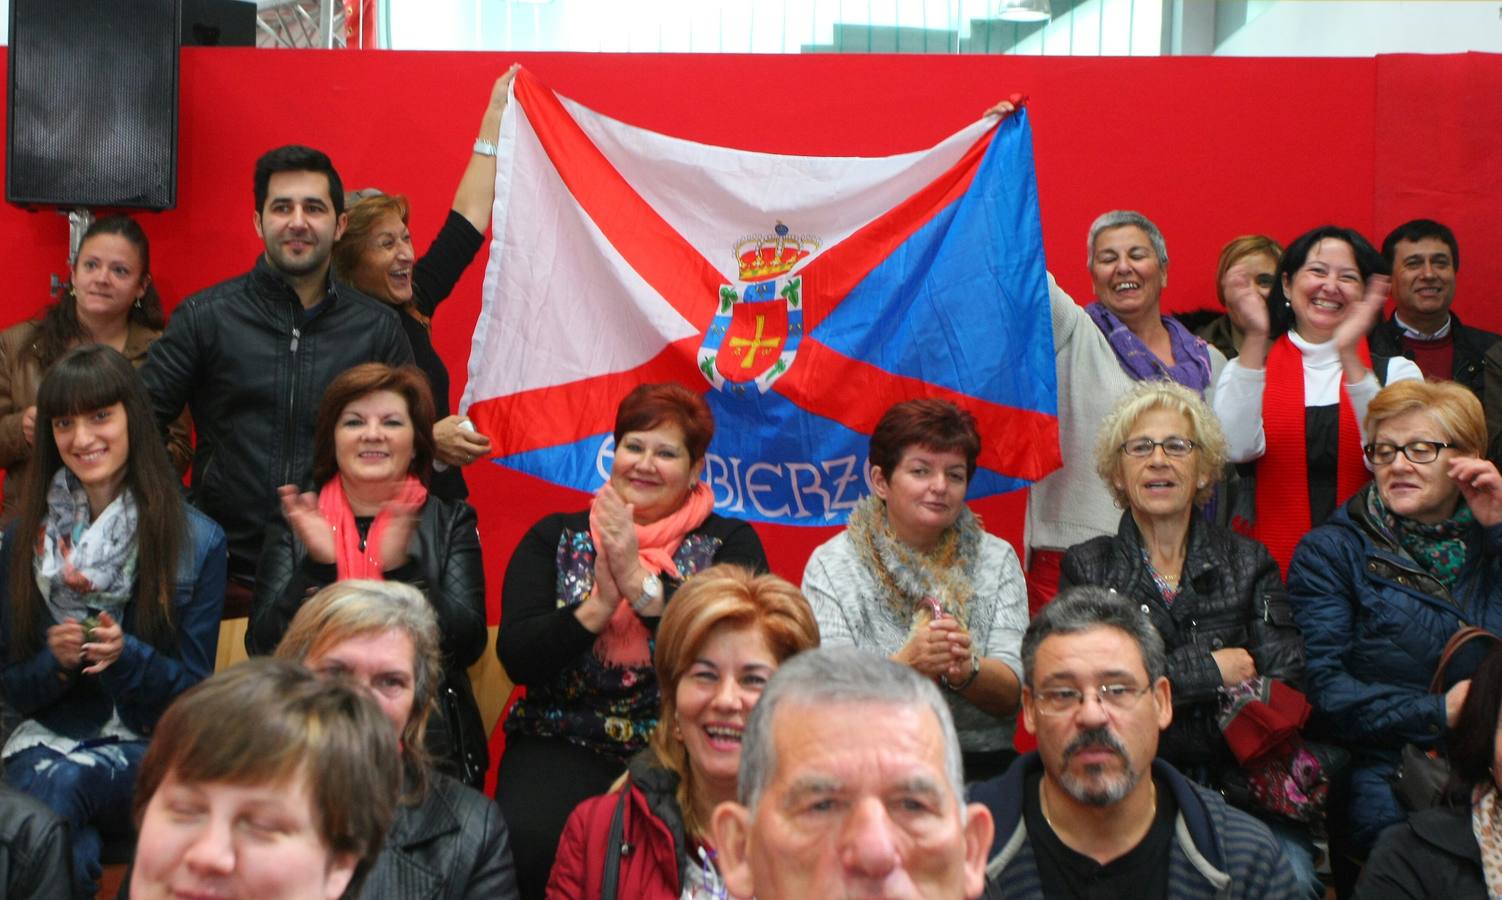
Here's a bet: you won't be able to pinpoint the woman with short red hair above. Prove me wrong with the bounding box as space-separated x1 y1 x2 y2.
802 397 1027 784
495 381 766 899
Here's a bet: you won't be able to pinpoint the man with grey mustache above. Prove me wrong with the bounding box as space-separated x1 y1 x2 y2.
970 586 1296 898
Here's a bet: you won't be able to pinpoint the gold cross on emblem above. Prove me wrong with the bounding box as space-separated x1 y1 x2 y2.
729 314 782 369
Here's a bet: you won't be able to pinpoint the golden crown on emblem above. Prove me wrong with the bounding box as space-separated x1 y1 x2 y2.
734 222 821 283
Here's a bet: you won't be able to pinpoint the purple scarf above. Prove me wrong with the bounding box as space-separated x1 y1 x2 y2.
1085 302 1212 395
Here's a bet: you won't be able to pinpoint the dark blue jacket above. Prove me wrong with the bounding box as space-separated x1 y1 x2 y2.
1287 485 1502 757
971 753 1294 898
0 506 227 740
1287 483 1502 850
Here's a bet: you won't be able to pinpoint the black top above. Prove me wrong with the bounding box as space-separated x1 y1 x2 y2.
247 496 490 786
1370 311 1498 398
1306 404 1340 528
1024 770 1177 900
497 509 766 761
407 210 487 501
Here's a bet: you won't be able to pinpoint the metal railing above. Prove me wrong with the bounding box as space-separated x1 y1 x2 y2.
255 0 345 49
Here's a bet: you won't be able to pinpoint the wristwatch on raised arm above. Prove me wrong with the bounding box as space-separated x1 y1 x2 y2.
632 572 664 613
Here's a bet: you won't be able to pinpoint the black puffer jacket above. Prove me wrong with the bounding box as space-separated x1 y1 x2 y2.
246 496 489 788
140 257 413 583
1061 511 1305 773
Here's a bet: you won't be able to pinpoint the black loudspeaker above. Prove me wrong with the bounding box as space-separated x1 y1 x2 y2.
6 0 181 210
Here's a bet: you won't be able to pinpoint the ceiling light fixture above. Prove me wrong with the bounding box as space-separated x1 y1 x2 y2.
997 0 1052 23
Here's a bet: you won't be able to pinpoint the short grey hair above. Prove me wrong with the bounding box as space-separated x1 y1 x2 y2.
737 647 966 818
1021 586 1167 687
1087 210 1168 269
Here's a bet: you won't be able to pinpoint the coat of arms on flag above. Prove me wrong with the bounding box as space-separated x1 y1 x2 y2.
698 223 817 394
460 70 1061 526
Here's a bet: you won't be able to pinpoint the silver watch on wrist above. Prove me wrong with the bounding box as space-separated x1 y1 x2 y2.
473 137 499 157
632 572 663 613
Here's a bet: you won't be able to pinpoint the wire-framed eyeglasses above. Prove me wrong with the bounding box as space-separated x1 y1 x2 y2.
1119 437 1197 458
1362 440 1457 465
1031 683 1151 716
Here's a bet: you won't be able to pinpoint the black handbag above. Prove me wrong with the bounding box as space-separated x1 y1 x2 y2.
434 676 490 790
1390 625 1502 811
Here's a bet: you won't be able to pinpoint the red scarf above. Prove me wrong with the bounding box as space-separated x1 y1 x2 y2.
588 482 715 668
1256 335 1372 574
318 475 429 580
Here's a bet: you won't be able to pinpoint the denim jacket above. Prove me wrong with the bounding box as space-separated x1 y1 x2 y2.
0 506 227 741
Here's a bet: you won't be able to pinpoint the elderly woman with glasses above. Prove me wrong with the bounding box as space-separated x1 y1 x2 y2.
1288 380 1502 865
1059 381 1317 895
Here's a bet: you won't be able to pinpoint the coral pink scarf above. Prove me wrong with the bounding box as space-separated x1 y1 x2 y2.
318 475 428 580
589 482 715 667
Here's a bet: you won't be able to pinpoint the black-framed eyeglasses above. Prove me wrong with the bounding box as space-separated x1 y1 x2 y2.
1031 683 1151 716
1363 440 1458 465
1119 437 1197 458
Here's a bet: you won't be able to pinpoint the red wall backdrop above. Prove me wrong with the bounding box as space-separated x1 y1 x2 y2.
3 49 1500 622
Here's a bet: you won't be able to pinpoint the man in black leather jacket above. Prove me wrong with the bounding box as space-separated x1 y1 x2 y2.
141 145 412 596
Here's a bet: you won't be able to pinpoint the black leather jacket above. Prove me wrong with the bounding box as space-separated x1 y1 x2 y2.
1061 511 1305 773
246 496 489 788
140 257 413 583
353 772 519 900
0 785 71 899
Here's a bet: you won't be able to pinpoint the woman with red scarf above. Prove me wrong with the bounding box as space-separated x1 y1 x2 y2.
246 363 489 790
1213 225 1422 572
495 382 767 900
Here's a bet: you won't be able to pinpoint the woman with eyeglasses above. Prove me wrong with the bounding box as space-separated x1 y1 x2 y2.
1213 225 1423 573
1059 381 1318 896
1288 380 1502 868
